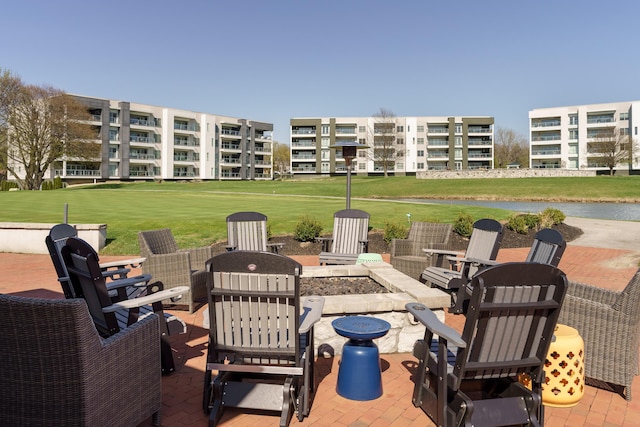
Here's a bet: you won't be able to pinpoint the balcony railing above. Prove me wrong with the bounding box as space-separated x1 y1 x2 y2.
532 149 561 155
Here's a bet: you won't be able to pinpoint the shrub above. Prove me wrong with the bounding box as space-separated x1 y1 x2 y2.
453 212 474 238
522 213 540 230
383 221 408 244
540 207 565 227
506 213 529 234
0 180 17 191
293 215 323 242
53 176 63 189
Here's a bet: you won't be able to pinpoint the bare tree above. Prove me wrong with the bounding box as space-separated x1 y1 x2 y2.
1 72 98 190
588 128 636 176
494 127 529 168
371 108 397 177
0 68 24 179
272 140 290 179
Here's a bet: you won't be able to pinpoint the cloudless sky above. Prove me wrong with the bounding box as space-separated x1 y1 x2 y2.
2 0 639 143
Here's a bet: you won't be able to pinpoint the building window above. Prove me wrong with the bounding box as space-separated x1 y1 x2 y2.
397 125 404 132
621 128 629 136
417 162 424 169
359 163 366 170
569 114 578 125
417 125 424 133
455 124 462 133
417 150 424 157
358 150 367 158
569 129 578 140
455 136 462 146
321 125 330 134
397 138 404 144
359 126 366 133
620 112 629 120
359 138 366 144
417 137 424 144
396 162 404 170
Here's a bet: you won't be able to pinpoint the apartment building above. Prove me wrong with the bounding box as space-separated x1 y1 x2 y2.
42 95 273 182
529 101 640 171
289 116 494 176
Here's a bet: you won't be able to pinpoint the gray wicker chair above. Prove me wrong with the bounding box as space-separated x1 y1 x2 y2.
390 222 452 280
558 269 640 400
0 294 162 427
139 228 212 313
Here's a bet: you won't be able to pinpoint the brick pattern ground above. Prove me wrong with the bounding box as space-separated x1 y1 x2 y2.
1 245 639 427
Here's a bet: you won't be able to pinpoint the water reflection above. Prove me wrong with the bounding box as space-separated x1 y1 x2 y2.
398 199 640 221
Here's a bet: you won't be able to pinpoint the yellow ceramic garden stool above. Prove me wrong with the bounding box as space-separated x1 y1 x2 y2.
542 324 585 407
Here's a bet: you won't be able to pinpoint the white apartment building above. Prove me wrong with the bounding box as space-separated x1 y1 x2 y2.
17 95 273 183
289 116 494 176
529 101 640 171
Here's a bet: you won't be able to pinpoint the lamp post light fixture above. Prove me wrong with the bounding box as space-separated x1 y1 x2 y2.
330 141 369 209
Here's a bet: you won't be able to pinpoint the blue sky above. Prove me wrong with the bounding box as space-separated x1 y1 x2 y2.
2 0 639 143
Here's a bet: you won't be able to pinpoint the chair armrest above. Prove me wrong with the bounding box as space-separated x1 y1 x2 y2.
267 242 285 253
423 248 464 257
462 257 498 267
105 274 151 292
100 257 147 270
406 302 466 348
299 296 325 333
104 286 190 312
315 237 333 252
566 281 620 305
179 246 213 271
101 268 130 280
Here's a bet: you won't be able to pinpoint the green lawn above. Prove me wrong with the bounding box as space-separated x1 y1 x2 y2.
1 175 637 255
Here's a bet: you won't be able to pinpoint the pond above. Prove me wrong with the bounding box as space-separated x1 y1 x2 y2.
398 199 640 221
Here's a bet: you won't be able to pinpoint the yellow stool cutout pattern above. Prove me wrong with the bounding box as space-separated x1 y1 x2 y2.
542 324 585 407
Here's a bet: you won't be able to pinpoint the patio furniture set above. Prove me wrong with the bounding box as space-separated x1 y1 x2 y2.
1 211 639 427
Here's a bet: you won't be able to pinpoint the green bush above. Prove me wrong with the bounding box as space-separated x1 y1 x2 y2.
0 180 18 191
53 176 63 189
522 213 540 230
383 221 408 244
506 213 529 234
539 207 566 227
293 215 323 242
453 212 474 238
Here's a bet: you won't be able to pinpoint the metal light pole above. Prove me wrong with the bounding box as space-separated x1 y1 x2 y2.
330 141 369 209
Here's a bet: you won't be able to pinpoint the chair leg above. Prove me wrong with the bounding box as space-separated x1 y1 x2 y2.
280 376 295 427
160 334 176 374
151 411 161 427
209 375 226 427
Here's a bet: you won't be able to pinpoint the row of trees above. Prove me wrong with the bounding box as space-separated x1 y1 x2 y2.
0 68 97 190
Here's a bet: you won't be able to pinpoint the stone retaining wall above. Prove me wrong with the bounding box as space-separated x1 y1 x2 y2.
0 222 107 254
417 169 595 179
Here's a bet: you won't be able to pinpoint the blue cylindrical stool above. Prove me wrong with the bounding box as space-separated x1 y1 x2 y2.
332 316 391 401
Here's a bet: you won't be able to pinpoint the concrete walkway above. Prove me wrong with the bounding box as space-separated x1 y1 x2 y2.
565 216 640 250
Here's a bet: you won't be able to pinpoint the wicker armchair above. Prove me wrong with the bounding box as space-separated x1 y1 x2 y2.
139 228 212 313
390 222 452 280
0 294 162 426
558 269 640 400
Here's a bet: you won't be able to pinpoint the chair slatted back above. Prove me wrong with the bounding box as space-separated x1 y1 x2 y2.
526 228 566 267
331 209 370 254
61 237 122 337
45 223 79 298
455 262 567 385
226 211 268 251
207 251 301 366
464 218 504 260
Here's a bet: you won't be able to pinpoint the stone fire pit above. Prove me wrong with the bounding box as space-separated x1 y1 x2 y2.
301 262 450 355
